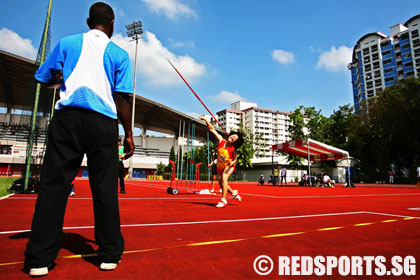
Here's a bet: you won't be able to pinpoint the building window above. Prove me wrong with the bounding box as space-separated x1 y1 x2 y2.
400 33 409 41
363 48 369 55
402 43 411 50
384 68 393 74
406 71 414 77
385 77 394 83
411 29 419 38
405 62 413 68
380 41 390 48
383 58 392 65
382 50 391 56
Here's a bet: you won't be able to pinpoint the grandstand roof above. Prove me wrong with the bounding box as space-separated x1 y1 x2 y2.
0 50 223 141
0 50 55 114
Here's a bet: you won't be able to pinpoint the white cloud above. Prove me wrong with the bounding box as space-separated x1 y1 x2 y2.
0 28 37 59
208 90 246 104
112 31 206 87
271 49 295 64
168 38 195 49
142 0 197 19
316 45 352 72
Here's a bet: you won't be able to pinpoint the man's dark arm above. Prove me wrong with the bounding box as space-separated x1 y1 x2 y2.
36 71 63 89
115 92 135 159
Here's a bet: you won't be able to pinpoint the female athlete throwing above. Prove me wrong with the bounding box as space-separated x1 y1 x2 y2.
199 116 244 208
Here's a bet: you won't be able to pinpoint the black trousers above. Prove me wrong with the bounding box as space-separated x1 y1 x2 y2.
24 108 124 268
118 161 125 192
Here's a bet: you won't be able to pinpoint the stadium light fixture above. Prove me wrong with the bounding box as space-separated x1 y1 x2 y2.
125 20 143 178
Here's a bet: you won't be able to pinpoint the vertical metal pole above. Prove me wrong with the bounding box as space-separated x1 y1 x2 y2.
179 121 185 185
207 131 210 187
129 36 139 178
271 148 274 175
176 120 181 180
185 124 190 182
307 139 311 186
50 88 57 119
191 124 195 188
24 0 53 192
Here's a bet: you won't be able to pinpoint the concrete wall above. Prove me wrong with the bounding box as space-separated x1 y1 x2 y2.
144 136 174 152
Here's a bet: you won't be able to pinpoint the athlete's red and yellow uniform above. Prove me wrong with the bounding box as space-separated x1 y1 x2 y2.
216 139 235 175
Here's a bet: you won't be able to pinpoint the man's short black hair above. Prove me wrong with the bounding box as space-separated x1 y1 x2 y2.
88 2 114 26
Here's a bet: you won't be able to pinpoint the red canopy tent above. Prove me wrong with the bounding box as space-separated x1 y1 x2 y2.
271 138 349 162
271 138 350 183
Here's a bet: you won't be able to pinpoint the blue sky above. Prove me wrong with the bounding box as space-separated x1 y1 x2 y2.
1 0 419 119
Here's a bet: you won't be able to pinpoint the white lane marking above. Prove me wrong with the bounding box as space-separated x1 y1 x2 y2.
237 192 420 199
0 211 366 235
363 211 420 219
7 192 420 200
0 194 14 200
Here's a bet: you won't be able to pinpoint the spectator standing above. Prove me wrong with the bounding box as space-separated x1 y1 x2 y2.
280 166 287 186
208 153 220 193
389 170 395 184
273 165 279 186
417 166 420 188
118 137 126 194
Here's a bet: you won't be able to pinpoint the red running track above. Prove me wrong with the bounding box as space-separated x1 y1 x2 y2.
0 180 419 279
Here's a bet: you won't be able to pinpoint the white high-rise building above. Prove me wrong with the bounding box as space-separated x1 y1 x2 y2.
213 101 292 156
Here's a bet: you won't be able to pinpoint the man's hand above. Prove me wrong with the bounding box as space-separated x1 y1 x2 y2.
123 135 135 160
47 71 63 89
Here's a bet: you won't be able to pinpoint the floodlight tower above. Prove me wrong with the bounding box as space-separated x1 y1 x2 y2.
125 20 143 178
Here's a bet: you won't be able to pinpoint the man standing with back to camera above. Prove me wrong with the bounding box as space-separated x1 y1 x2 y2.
24 2 134 276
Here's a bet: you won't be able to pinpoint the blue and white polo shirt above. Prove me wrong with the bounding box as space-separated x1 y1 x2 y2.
35 29 133 119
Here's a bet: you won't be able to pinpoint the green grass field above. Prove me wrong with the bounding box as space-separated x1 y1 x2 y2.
0 177 14 197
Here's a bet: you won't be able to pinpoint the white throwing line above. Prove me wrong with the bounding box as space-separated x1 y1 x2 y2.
0 211 366 235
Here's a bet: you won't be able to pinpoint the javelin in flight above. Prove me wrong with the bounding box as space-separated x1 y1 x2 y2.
167 58 228 134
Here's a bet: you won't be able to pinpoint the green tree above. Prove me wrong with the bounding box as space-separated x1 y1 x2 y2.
303 106 331 143
235 123 265 170
165 146 176 172
156 162 166 175
328 104 354 150
349 77 420 182
287 106 306 169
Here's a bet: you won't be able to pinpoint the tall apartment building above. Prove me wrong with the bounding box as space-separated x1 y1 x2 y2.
348 14 420 113
212 101 292 156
